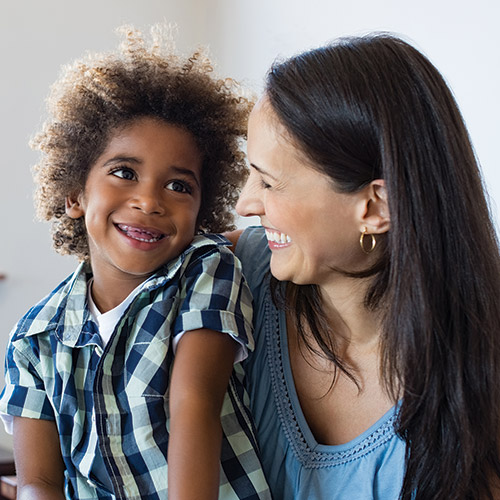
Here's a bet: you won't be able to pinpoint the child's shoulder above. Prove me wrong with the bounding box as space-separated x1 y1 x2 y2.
191 232 233 249
179 233 236 264
187 233 242 265
13 263 88 341
157 233 242 285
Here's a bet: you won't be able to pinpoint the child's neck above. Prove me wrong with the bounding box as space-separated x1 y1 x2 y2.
90 273 153 313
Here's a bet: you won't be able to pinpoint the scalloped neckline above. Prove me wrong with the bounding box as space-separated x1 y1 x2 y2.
264 286 398 467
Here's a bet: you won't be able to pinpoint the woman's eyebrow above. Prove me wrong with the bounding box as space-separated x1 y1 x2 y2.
250 163 279 181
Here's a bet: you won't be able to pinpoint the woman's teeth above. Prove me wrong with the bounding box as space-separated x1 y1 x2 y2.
265 229 292 244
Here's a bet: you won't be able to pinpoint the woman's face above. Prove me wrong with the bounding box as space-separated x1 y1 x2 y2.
236 99 369 288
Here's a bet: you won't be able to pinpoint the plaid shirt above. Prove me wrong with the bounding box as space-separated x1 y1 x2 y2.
0 234 271 500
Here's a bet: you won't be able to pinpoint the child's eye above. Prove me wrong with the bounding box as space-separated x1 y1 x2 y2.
166 180 193 194
110 167 136 181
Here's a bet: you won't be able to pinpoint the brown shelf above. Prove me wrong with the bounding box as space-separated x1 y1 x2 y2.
0 475 16 500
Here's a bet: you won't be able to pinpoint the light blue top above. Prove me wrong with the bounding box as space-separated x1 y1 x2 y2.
236 226 406 500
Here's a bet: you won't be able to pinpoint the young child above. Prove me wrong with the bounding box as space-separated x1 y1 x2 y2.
0 26 270 500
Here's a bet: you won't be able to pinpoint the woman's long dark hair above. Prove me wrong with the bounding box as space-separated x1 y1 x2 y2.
266 33 500 499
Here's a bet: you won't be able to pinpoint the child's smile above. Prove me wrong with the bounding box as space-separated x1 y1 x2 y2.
116 223 166 245
66 117 203 311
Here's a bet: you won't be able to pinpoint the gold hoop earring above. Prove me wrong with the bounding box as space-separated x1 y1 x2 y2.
360 227 376 254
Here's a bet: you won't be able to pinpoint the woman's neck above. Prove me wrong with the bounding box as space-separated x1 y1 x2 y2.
318 278 383 350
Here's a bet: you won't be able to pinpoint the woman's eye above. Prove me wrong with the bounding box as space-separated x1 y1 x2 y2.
260 178 272 189
111 167 135 181
166 180 192 194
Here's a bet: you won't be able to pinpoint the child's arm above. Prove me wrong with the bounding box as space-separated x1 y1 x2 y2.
13 416 65 499
168 327 238 500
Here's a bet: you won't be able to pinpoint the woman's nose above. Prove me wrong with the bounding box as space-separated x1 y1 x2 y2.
236 179 264 217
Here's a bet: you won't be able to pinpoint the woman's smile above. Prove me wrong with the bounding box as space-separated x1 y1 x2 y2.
264 227 292 249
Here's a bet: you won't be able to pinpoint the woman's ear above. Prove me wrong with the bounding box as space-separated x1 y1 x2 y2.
359 179 390 234
65 193 84 219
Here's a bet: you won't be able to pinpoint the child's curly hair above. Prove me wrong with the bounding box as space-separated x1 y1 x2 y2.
32 25 253 261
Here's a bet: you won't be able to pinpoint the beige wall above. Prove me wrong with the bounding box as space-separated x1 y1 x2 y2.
0 0 498 450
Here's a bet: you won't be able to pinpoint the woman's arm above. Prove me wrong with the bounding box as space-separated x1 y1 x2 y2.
13 416 65 499
222 229 243 252
167 328 238 500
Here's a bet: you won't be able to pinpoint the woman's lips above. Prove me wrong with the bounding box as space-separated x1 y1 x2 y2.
264 228 292 248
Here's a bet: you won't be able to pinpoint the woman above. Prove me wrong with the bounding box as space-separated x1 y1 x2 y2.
228 33 500 499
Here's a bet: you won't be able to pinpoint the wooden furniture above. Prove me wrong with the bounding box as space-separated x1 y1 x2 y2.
0 447 15 500
0 476 16 500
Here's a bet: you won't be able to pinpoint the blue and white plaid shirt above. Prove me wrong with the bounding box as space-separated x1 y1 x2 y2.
0 234 271 499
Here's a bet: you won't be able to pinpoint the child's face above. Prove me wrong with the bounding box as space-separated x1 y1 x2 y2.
66 117 202 290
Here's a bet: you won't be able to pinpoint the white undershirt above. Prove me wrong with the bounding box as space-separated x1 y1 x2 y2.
86 278 148 346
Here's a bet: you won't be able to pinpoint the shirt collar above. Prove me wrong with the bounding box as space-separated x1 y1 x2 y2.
15 233 230 348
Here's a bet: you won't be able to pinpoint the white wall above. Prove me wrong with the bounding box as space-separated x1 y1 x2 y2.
206 0 500 229
0 0 498 450
0 0 210 450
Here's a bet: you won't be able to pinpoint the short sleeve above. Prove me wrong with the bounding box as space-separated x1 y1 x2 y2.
172 245 254 362
0 332 55 426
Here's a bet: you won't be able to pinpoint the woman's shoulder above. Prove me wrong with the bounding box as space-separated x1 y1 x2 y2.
232 225 269 259
228 226 270 290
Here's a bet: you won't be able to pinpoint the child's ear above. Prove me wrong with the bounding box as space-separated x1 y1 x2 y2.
358 179 390 234
65 193 85 219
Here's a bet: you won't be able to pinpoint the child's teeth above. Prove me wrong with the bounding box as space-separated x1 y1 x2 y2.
118 224 163 242
135 236 159 242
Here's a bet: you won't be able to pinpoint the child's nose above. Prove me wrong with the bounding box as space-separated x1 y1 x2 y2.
130 186 165 215
236 180 264 218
